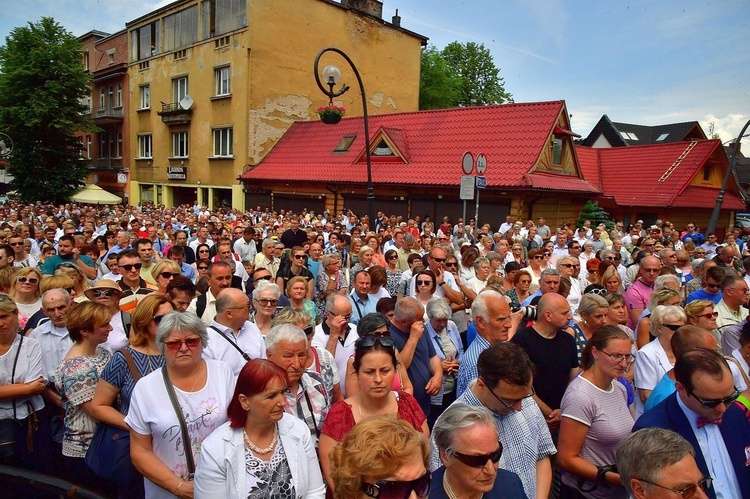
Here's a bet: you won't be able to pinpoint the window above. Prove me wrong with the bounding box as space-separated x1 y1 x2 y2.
99 88 106 109
99 133 108 159
214 66 230 96
140 85 150 109
79 96 91 113
334 135 356 152
108 86 114 108
212 127 233 157
115 83 122 108
131 21 160 61
172 131 189 158
551 138 563 165
619 131 639 141
83 51 89 71
173 76 188 103
138 134 153 159
108 52 115 64
202 0 247 38
703 165 711 181
656 133 669 142
86 135 92 159
372 139 393 156
116 132 123 158
163 5 199 52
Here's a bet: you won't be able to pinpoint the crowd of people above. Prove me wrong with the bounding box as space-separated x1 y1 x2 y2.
0 199 748 499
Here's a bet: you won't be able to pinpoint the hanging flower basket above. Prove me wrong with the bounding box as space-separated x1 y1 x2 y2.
318 105 345 125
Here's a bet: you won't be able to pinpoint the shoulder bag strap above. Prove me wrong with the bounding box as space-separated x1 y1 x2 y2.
11 334 24 421
119 348 141 383
725 355 750 388
161 367 195 477
209 326 251 361
300 379 320 439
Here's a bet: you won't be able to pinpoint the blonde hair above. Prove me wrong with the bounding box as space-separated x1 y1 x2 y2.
40 275 75 294
330 415 429 499
10 266 42 299
684 299 714 324
130 294 174 348
151 259 181 281
54 264 89 291
0 268 18 294
66 301 111 343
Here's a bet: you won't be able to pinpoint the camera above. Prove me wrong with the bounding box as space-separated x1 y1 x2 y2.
511 305 537 321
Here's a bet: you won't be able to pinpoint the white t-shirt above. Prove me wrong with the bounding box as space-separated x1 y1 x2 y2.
634 339 673 418
101 311 129 353
203 320 266 375
125 359 235 498
0 335 45 420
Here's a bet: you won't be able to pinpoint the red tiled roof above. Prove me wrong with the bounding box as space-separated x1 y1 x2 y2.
243 101 598 193
576 140 744 209
524 172 599 193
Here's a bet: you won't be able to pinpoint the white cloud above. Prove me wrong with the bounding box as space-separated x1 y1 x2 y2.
702 113 750 144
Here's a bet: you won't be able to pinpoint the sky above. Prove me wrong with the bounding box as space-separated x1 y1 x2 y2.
2 0 749 141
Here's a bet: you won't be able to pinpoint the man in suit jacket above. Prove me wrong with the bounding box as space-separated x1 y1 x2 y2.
634 348 750 499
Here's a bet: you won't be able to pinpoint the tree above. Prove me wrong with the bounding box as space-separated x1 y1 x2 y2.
0 17 95 203
577 200 613 229
419 41 512 110
419 46 459 110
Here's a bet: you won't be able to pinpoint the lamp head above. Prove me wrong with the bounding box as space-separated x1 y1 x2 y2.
322 65 341 86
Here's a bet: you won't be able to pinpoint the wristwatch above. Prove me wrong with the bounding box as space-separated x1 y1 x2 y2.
596 465 617 485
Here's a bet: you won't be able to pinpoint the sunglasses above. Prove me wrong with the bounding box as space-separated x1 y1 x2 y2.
662 323 683 332
159 272 179 279
293 254 306 259
696 311 719 319
361 472 430 499
586 288 607 296
416 280 433 286
153 314 168 325
163 337 201 350
688 387 740 409
303 326 314 336
9 241 24 246
197 266 208 271
17 276 39 284
430 257 446 263
532 255 544 259
120 263 143 271
199 249 210 253
387 255 398 260
255 275 272 281
559 263 580 269
450 447 503 468
358 336 396 348
635 476 711 499
255 298 279 307
91 289 116 298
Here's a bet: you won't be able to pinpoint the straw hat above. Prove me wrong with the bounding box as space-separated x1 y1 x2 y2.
83 279 123 300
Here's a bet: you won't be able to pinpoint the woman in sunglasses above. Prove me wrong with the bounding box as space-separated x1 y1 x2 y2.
9 267 42 329
54 301 113 493
558 326 634 498
330 415 430 499
414 269 439 313
125 311 235 499
383 249 403 297
151 259 181 294
54 262 90 299
195 359 325 498
635 305 685 417
83 279 127 352
432 405 525 499
684 299 719 345
251 281 282 336
567 294 610 366
90 293 174 496
320 331 428 492
635 288 681 349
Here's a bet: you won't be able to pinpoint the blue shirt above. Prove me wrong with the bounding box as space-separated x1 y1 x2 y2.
389 322 437 415
180 262 195 280
41 254 95 275
456 334 491 397
685 288 722 305
348 292 376 326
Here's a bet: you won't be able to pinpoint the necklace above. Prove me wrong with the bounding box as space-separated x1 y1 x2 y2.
243 425 278 455
443 471 482 499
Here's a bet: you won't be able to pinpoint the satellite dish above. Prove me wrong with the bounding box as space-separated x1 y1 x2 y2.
0 132 12 158
179 95 194 110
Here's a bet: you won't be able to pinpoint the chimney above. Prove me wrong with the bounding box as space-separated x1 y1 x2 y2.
392 8 401 26
342 0 383 19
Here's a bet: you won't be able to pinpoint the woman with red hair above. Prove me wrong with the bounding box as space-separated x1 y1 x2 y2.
195 359 325 498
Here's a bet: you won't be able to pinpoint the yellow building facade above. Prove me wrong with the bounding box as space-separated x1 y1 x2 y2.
126 0 425 210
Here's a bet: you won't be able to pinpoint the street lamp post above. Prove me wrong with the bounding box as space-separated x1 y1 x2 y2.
314 47 376 230
706 118 750 235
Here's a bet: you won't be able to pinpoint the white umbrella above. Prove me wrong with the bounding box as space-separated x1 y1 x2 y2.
70 184 122 205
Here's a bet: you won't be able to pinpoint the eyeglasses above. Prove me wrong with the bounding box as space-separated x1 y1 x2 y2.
254 275 272 281
163 337 202 350
358 336 396 349
518 279 531 284
586 288 607 296
633 477 713 499
729 287 750 294
450 447 503 468
559 263 580 269
326 311 352 322
255 298 279 307
293 254 306 260
9 241 24 246
17 276 39 284
90 289 116 298
120 263 143 272
387 255 398 260
533 255 544 259
430 256 446 263
481 378 535 409
159 272 178 279
598 350 635 364
662 323 683 332
198 249 210 253
416 280 433 286
688 386 740 409
696 311 719 319
228 303 252 311
274 246 284 251
704 282 721 290
303 326 314 336
197 266 208 271
153 314 168 325
361 472 430 499
642 268 661 273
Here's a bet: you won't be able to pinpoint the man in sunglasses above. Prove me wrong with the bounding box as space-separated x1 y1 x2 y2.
433 342 556 499
634 348 750 498
686 266 725 306
116 249 157 313
203 288 265 375
9 234 38 269
617 428 712 499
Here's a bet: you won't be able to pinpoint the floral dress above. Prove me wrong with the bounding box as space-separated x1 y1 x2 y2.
245 441 296 499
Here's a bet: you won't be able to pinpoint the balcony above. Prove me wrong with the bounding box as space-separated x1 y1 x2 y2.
158 101 193 126
89 157 123 170
94 106 124 124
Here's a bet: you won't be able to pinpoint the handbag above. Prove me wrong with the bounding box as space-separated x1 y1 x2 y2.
0 335 24 458
162 365 196 480
84 348 141 486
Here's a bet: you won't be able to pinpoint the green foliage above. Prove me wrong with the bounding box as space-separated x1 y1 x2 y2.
0 17 95 203
419 41 513 110
577 200 613 229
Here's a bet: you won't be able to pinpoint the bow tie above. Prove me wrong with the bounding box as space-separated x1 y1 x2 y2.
696 417 722 428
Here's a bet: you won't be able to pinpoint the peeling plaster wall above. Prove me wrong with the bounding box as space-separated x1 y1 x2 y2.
248 95 312 164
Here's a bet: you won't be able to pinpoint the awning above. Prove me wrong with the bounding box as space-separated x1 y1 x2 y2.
70 184 122 205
